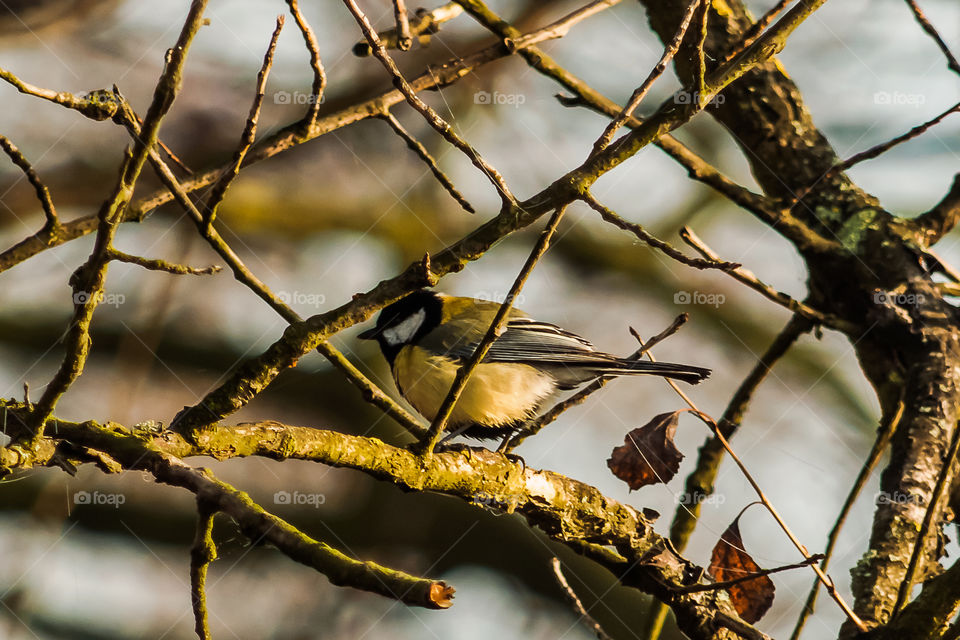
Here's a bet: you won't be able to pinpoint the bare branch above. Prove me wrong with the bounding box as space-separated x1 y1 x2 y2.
678 226 855 331
790 399 905 640
550 558 613 640
190 499 217 640
915 173 960 245
344 0 516 206
203 15 284 229
581 193 740 271
504 0 624 50
108 248 221 276
0 134 59 231
286 0 326 126
904 0 960 76
353 3 464 56
0 67 118 120
416 206 568 456
1 405 768 639
795 101 960 211
392 0 412 50
591 0 701 153
380 112 475 213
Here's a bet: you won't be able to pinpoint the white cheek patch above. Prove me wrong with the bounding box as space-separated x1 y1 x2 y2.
383 308 426 346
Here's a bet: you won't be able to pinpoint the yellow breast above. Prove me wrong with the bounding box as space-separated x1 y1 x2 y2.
393 346 555 428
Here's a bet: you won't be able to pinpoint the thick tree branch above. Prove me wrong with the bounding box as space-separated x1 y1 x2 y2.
0 405 454 610
1 404 766 640
914 173 960 245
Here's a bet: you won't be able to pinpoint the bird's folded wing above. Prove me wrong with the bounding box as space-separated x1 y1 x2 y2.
439 317 621 364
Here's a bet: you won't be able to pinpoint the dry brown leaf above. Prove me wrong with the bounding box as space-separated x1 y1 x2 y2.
607 411 684 490
708 511 775 623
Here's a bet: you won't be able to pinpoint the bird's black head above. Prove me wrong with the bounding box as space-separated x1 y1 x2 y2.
357 289 442 363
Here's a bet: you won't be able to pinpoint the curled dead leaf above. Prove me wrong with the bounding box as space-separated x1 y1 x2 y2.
708 509 775 623
607 411 684 490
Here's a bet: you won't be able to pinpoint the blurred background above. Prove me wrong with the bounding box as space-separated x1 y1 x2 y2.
0 0 958 638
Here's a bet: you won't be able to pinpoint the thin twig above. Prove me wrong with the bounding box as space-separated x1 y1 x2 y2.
628 324 865 633
678 225 854 332
416 206 568 456
550 558 614 640
685 407 868 632
393 0 412 50
695 0 708 98
894 416 960 613
790 399 905 640
343 0 516 206
114 99 427 440
505 314 688 450
0 134 59 231
833 101 960 176
718 0 793 67
203 15 284 229
0 0 643 274
581 193 739 272
381 112 475 213
25 0 210 448
677 555 823 594
353 3 464 56
592 0 701 153
0 67 118 120
190 499 218 640
644 314 811 640
904 0 960 76
108 248 221 276
128 109 193 175
788 100 960 208
286 0 326 126
505 0 624 50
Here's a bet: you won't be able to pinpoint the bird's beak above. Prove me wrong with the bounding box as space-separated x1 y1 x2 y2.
357 327 380 340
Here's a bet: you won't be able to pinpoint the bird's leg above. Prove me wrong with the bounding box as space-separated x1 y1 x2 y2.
497 427 526 471
435 424 475 460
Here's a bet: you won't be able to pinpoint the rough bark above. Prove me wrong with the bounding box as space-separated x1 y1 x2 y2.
637 0 960 634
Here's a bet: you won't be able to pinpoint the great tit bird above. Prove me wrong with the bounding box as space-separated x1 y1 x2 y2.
358 289 710 439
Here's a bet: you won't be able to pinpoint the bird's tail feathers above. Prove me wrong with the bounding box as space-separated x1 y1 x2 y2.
587 359 711 385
